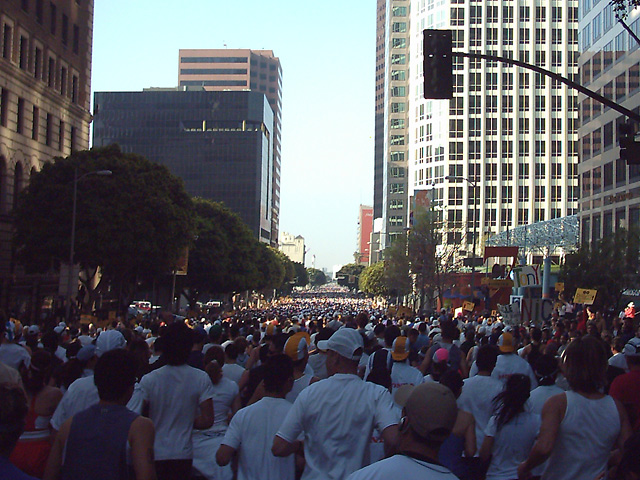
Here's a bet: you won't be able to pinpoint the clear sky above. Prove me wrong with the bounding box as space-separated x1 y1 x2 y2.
92 0 376 272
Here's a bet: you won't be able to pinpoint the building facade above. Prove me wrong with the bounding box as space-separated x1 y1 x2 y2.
0 0 93 311
578 4 640 243
376 0 411 250
177 49 282 246
279 231 305 265
357 205 374 265
407 0 580 263
93 89 274 243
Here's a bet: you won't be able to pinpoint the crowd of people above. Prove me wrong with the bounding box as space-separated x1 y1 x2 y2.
0 292 639 480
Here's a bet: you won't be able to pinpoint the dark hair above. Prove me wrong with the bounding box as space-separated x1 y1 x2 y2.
476 345 499 372
0 384 27 454
356 312 369 329
384 325 401 348
366 349 392 392
440 321 459 341
493 374 530 430
22 349 53 395
204 345 225 367
563 336 608 394
530 327 542 342
263 354 294 393
225 343 239 360
94 349 137 402
440 370 464 398
163 322 194 366
534 354 559 386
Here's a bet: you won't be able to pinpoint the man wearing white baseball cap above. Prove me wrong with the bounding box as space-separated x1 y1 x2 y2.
272 327 399 480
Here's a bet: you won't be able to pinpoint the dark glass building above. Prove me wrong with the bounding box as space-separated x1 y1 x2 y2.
92 89 273 242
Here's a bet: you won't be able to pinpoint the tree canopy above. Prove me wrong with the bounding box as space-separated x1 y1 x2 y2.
14 145 194 308
359 262 387 296
307 268 327 286
336 263 365 289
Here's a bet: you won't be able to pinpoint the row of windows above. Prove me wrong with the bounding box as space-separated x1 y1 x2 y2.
179 80 247 87
180 68 247 75
582 67 640 124
19 0 81 53
580 2 619 51
451 5 577 25
0 88 76 152
1 21 80 104
581 207 639 245
180 56 248 64
449 116 577 137
582 159 630 197
446 161 571 180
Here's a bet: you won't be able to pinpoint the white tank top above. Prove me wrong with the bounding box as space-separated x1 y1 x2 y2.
542 391 620 480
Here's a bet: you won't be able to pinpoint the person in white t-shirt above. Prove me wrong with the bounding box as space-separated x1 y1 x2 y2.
347 383 459 480
479 374 540 480
217 354 297 480
192 346 240 480
491 332 537 389
222 342 246 384
272 328 399 480
389 336 424 394
137 322 215 480
283 332 319 403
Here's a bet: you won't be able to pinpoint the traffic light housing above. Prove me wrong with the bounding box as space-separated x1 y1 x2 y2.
423 29 453 100
619 122 640 165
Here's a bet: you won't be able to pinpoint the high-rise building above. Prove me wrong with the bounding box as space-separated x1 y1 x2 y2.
178 49 282 246
407 0 580 263
279 232 305 265
0 0 94 308
93 89 274 243
577 5 640 243
376 0 411 250
357 205 374 265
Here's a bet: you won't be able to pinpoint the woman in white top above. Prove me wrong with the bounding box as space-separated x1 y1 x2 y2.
192 347 241 480
480 374 540 480
518 335 632 480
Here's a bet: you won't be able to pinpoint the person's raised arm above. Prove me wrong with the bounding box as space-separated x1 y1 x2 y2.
129 416 156 480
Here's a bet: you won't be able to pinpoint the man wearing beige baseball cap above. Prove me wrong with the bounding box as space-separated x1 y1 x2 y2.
272 327 399 480
347 382 460 479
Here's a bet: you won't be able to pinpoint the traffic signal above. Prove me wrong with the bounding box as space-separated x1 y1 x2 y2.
423 29 453 100
619 122 640 165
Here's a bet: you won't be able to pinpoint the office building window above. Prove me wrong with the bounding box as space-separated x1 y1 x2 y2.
32 106 39 141
17 98 25 135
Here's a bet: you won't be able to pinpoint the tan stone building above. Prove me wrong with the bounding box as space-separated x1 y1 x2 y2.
0 0 93 314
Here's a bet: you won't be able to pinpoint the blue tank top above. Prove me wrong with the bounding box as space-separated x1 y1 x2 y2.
61 403 138 480
438 433 471 480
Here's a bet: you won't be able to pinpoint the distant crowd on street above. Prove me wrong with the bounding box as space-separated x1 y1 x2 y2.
1 288 640 480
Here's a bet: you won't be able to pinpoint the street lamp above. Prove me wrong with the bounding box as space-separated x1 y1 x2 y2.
66 167 112 322
445 175 478 293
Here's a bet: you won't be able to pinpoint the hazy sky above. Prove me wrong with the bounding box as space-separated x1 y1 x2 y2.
92 0 376 271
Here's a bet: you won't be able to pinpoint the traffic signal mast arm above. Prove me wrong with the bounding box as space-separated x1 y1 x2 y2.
453 51 640 123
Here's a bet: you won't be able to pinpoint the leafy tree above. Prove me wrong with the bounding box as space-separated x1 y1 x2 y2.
336 263 365 289
359 262 387 296
14 144 193 311
611 0 640 17
382 234 411 300
307 268 327 286
559 228 640 308
254 245 286 291
293 262 309 287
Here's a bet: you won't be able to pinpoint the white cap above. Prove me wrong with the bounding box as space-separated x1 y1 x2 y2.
317 328 363 360
96 330 126 357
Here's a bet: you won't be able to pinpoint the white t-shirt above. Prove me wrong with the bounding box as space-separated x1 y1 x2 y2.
222 396 295 480
222 363 246 384
137 364 215 460
347 454 459 480
211 376 239 429
491 354 538 389
484 412 541 480
608 352 628 372
458 374 504 452
276 373 399 480
390 361 424 395
0 343 31 370
286 373 313 403
307 352 328 379
528 384 565 414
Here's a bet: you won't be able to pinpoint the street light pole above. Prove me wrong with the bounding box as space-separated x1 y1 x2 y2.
445 175 477 293
66 167 112 323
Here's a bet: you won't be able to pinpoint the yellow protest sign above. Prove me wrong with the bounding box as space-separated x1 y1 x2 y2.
555 282 564 292
462 301 475 312
574 288 597 305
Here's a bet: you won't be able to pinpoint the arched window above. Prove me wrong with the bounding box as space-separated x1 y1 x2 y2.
0 157 6 214
13 162 23 211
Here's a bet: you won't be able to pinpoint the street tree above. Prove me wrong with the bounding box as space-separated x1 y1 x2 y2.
336 263 365 290
14 144 194 311
559 228 640 308
382 234 411 301
359 262 387 297
293 262 309 287
307 268 327 286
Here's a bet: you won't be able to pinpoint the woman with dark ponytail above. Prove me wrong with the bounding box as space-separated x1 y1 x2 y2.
10 349 62 478
479 374 540 480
